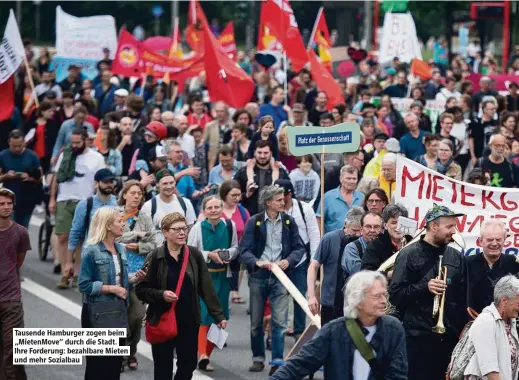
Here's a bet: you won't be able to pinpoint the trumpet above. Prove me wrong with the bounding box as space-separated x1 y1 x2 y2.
432 256 448 334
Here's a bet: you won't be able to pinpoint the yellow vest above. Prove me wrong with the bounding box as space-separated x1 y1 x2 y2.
378 175 397 201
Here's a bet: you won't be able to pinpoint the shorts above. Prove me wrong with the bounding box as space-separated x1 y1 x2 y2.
55 200 80 235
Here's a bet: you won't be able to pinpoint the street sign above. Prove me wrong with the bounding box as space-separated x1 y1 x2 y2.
152 5 164 18
284 122 361 156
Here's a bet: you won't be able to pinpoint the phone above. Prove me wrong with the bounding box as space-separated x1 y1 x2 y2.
140 262 149 272
218 250 230 262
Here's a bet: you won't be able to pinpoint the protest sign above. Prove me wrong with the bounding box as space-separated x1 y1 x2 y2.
285 123 360 156
379 12 422 64
395 156 519 256
49 57 99 82
55 6 117 60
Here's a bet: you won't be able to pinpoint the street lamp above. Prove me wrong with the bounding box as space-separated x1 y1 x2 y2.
34 0 42 43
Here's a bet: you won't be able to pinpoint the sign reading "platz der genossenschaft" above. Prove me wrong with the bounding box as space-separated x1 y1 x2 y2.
285 122 361 156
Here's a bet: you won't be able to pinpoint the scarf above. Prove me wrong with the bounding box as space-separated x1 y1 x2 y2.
56 145 77 183
436 158 453 175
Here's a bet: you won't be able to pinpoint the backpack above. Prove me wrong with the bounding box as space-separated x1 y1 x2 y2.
151 195 187 227
237 204 247 223
225 219 233 245
446 320 475 380
84 197 94 235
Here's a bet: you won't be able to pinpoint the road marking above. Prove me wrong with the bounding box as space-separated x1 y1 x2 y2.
21 278 214 380
30 215 45 228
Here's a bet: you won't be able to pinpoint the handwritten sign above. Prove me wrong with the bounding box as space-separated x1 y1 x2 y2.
55 6 117 60
379 12 422 64
396 216 418 236
396 156 519 256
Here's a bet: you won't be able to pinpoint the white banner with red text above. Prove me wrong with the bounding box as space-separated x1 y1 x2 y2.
396 156 519 256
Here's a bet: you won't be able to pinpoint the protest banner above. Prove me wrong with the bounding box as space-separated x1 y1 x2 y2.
55 6 117 60
49 57 99 82
378 12 422 64
111 29 204 80
372 96 444 131
395 156 519 256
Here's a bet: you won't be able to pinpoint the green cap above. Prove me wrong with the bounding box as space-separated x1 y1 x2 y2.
425 203 464 224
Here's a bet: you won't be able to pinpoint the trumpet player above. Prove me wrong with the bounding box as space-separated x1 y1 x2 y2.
389 204 467 380
467 220 519 316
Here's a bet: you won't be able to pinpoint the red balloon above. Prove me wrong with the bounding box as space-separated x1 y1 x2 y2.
337 60 356 78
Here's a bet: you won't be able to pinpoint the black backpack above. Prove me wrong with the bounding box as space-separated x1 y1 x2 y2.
151 195 187 226
84 197 94 235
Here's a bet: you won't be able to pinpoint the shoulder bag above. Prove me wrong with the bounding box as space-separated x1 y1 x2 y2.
88 248 129 329
145 245 189 344
345 319 385 380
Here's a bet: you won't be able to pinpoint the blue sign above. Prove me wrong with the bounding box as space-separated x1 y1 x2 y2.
285 123 361 156
152 5 163 18
49 57 99 82
295 132 353 147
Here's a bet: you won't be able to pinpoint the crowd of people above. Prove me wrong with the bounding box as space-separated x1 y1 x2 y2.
2 35 519 380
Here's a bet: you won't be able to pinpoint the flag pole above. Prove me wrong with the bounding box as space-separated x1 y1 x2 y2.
307 7 323 49
23 55 39 108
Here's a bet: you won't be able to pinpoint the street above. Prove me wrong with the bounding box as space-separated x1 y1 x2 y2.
20 211 321 380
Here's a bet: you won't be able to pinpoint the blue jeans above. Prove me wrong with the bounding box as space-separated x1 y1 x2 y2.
288 261 308 335
249 271 289 363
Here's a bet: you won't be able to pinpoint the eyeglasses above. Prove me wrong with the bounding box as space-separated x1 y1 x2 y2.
366 199 383 205
363 225 382 231
169 227 188 234
367 292 389 301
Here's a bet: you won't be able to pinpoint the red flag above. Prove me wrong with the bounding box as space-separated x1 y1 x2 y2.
218 22 237 60
0 76 15 122
259 0 308 71
202 14 254 108
186 0 209 54
308 49 344 109
311 8 332 72
410 58 433 80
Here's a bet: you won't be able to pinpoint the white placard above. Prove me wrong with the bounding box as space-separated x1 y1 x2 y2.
396 216 418 236
0 10 25 84
207 324 228 350
379 12 422 64
55 6 117 60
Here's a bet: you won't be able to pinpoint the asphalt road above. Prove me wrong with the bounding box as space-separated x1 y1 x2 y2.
19 211 322 380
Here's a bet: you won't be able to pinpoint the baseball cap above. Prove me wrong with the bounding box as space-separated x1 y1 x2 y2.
386 67 397 76
155 169 174 184
94 168 115 182
274 179 294 195
148 145 167 161
114 89 128 97
425 203 464 225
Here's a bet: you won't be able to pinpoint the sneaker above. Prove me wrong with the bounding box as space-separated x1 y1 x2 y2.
71 276 78 288
57 276 69 289
249 361 265 372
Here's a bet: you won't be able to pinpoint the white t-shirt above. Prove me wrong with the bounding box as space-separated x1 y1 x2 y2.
55 149 106 202
352 324 377 380
140 195 196 244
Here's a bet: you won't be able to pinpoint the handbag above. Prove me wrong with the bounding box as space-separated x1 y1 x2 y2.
145 245 190 345
88 250 128 329
446 320 475 380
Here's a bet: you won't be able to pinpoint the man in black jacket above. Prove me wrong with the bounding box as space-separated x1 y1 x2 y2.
389 204 467 380
467 220 519 316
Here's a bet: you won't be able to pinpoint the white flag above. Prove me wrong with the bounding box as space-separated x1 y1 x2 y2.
378 12 422 64
0 10 25 84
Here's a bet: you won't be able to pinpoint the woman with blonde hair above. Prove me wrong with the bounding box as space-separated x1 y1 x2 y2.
136 212 226 380
78 207 145 380
188 196 238 372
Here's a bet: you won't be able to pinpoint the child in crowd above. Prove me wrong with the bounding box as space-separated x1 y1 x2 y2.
289 155 320 204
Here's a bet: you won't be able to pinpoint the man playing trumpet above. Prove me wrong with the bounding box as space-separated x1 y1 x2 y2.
389 204 467 380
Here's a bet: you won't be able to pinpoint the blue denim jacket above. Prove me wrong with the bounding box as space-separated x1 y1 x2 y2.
78 242 130 305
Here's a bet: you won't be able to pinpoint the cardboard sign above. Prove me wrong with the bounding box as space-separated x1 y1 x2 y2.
396 216 418 236
379 12 422 63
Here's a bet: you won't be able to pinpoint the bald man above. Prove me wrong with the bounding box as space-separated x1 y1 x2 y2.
475 134 519 187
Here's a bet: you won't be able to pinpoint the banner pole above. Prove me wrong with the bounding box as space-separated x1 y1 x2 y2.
23 55 39 108
319 142 325 304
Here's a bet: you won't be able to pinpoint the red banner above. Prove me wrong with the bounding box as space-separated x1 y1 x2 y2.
311 8 332 71
111 29 203 80
467 72 519 92
218 22 237 60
